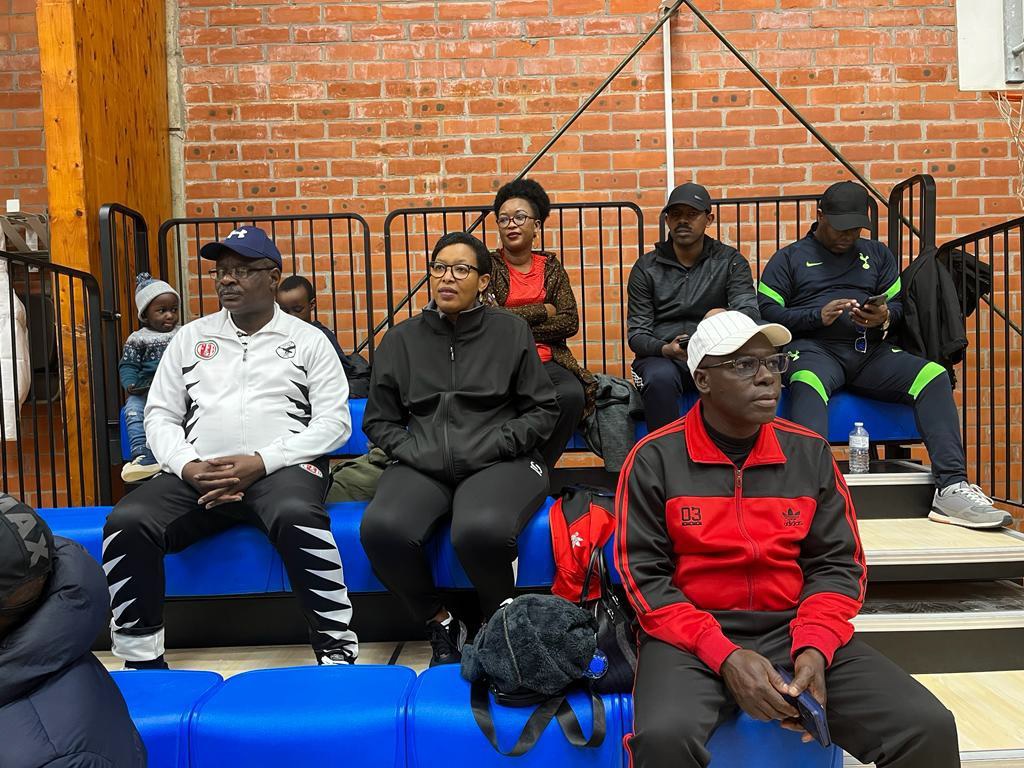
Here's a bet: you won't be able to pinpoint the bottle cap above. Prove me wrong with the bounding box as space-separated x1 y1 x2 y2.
854 422 863 427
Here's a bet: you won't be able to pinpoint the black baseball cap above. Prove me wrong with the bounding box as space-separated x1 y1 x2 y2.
200 226 283 269
662 182 712 214
0 494 54 612
819 181 871 231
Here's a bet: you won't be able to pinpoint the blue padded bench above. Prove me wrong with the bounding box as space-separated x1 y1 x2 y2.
621 696 842 768
189 666 414 768
112 670 223 768
630 389 919 444
118 397 370 462
408 665 625 768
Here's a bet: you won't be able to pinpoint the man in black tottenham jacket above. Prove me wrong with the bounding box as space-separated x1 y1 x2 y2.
360 231 559 667
628 182 759 431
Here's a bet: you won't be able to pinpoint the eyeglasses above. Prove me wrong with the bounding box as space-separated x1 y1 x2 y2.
700 353 790 378
496 212 538 228
208 265 276 282
428 261 479 280
854 325 868 354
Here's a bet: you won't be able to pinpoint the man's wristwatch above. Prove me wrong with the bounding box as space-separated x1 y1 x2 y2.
880 307 891 334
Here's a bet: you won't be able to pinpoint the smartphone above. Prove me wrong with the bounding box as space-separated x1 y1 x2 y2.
773 665 831 748
674 334 690 348
864 293 887 306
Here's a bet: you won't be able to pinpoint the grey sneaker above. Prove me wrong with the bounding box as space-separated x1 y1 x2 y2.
929 482 1013 529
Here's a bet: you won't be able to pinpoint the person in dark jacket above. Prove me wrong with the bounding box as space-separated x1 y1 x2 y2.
360 231 559 667
0 494 146 768
758 181 1009 530
628 182 759 430
616 312 958 768
488 178 596 468
277 273 371 397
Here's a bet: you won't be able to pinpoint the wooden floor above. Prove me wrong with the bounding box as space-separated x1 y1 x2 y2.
96 645 1024 760
859 518 1024 563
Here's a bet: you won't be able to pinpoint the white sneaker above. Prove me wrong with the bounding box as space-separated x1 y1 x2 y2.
929 482 1013 529
121 457 161 483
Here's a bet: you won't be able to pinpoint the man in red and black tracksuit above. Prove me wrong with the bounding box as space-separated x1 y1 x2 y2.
616 310 958 768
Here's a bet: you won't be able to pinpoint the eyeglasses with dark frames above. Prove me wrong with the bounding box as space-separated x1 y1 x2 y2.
700 353 790 378
207 265 277 282
428 262 479 280
496 212 538 228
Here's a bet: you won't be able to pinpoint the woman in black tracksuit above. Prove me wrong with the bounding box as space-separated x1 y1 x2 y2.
360 231 559 667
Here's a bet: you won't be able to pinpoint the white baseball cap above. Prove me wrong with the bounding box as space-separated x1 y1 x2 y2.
687 311 792 376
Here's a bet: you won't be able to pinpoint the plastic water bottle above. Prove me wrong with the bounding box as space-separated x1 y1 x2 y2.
848 422 870 474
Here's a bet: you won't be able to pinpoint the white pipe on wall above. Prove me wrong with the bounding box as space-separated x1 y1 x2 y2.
661 4 675 196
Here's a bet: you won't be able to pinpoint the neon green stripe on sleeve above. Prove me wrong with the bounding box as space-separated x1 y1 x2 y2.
908 361 946 399
883 277 901 302
790 370 829 404
758 281 786 307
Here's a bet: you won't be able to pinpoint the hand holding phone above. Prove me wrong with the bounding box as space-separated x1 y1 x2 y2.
773 665 831 747
864 293 887 306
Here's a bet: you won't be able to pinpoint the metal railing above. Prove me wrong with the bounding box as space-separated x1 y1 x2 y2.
158 213 375 358
0 250 110 506
936 218 1022 510
887 175 937 268
381 202 644 378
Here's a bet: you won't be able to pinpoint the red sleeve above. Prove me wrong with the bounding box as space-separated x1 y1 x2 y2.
615 441 739 674
789 449 867 665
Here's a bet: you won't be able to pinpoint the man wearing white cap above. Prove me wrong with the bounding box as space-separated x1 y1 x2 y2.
616 311 958 768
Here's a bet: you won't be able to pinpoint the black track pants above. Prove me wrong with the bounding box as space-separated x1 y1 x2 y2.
631 356 696 431
102 460 358 662
628 614 959 768
784 339 967 488
360 457 549 623
539 360 586 469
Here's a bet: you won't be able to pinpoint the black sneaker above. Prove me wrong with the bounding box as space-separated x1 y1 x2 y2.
123 655 169 670
319 649 356 666
427 616 467 667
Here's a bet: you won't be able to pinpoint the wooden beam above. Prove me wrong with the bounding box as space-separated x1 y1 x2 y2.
38 0 173 502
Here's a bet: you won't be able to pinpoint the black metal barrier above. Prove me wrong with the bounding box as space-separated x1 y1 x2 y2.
0 250 110 506
157 214 375 359
936 218 1023 511
888 174 937 268
382 202 644 379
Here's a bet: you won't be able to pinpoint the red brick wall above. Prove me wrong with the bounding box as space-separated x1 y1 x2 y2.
0 0 45 209
176 0 1022 235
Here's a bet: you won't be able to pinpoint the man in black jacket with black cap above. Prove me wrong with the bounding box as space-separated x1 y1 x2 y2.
628 182 760 430
0 494 146 768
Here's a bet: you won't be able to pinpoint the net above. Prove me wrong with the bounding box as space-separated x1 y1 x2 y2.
994 91 1024 206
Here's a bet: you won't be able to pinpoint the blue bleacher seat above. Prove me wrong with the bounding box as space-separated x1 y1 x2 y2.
189 666 415 768
111 669 223 768
119 396 370 463
630 389 919 444
407 665 625 768
621 696 842 768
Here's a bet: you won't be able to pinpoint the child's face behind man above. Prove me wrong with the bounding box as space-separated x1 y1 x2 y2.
277 287 314 323
145 293 180 332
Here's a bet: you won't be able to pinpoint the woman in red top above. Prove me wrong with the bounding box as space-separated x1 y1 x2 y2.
488 179 595 470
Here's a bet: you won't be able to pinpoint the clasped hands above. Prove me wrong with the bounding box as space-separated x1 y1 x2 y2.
182 454 266 509
720 647 827 744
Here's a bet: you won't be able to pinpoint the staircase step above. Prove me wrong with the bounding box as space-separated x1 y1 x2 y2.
844 670 1024 765
855 581 1024 673
862 519 1024 581
844 461 935 519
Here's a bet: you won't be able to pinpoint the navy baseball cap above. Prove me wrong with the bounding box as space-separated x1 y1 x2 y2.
662 182 712 214
819 181 872 231
0 494 53 612
200 226 283 268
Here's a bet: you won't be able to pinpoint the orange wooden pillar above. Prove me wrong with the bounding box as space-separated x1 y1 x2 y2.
37 0 173 502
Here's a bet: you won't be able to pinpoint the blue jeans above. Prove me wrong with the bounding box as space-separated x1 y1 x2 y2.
124 393 155 463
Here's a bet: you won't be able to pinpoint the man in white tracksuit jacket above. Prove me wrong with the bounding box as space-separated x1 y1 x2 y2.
102 226 359 668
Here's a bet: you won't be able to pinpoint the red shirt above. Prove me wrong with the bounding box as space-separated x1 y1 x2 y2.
502 253 553 363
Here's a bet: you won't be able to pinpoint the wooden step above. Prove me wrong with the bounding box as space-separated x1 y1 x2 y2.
844 461 935 519
861 519 1024 581
845 670 1024 765
856 581 1024 673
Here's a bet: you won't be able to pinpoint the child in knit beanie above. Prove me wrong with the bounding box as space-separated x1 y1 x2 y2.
118 274 180 483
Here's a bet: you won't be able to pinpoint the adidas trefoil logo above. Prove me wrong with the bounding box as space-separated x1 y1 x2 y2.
783 507 803 527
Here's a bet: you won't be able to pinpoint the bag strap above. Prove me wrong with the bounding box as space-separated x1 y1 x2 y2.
579 545 603 606
470 680 606 755
555 689 607 748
